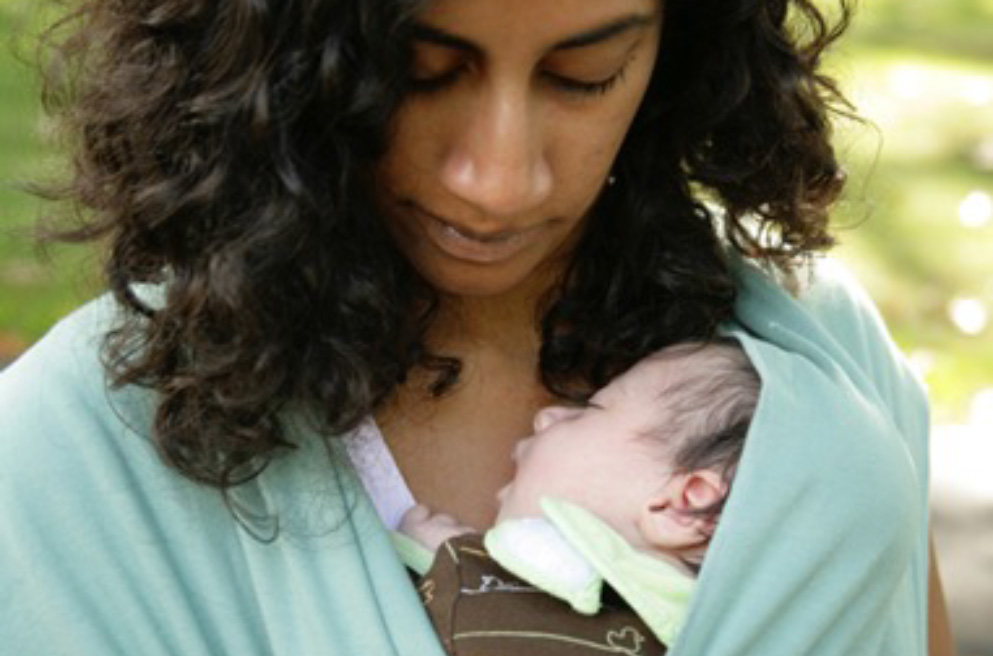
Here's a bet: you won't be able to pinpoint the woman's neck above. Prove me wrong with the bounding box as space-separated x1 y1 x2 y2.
429 274 555 364
375 274 563 530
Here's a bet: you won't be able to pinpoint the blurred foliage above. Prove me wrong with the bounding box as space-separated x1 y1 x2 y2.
826 2 993 423
0 0 98 356
847 0 993 60
1 0 991 420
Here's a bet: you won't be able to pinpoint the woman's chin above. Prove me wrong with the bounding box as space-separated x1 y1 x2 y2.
414 257 549 300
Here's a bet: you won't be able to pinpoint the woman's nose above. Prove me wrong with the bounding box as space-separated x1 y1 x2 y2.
441 87 552 218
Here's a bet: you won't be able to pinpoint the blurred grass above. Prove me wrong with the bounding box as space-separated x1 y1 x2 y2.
0 0 98 356
849 0 993 61
1 0 991 420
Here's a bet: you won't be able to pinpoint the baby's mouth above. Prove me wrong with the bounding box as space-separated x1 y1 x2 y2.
495 484 510 507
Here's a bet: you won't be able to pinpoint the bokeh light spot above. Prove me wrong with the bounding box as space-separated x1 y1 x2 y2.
959 190 993 228
960 78 993 106
949 297 989 336
888 66 926 100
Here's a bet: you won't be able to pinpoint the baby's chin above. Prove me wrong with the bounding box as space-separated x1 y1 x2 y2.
493 484 511 524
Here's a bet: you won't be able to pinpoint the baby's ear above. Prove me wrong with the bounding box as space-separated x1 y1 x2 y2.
637 470 727 551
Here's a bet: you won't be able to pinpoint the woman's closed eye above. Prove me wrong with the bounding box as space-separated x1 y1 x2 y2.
541 64 629 97
408 41 468 92
409 63 468 93
409 58 632 99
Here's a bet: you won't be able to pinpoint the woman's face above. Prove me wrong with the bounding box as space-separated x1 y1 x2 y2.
376 0 663 298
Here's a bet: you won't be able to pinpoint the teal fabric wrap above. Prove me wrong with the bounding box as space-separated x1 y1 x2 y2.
0 257 929 655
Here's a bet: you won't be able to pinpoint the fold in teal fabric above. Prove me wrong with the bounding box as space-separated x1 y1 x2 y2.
683 258 930 655
0 257 929 655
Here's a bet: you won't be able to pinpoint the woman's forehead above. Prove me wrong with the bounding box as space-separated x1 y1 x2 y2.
414 0 661 53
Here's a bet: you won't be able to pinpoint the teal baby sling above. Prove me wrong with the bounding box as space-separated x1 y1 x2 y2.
0 258 929 655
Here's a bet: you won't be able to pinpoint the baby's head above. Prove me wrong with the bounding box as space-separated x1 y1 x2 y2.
495 340 760 575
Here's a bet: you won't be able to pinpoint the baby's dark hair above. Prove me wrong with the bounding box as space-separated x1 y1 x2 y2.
639 339 759 575
648 339 760 516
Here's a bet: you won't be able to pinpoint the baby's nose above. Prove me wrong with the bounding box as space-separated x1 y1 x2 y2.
532 405 572 433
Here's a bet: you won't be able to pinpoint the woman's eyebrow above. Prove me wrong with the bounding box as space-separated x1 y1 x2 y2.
409 13 656 55
410 24 482 56
551 14 656 51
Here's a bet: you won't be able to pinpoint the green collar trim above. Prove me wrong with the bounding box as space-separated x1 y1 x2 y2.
485 498 695 646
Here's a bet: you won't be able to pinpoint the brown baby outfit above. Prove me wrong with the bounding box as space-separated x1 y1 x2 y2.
414 534 668 656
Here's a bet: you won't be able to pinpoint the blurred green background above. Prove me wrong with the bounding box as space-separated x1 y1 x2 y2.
1 0 991 424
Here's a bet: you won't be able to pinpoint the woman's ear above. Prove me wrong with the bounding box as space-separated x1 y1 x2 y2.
636 470 727 551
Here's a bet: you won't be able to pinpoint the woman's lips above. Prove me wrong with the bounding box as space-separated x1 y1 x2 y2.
414 204 538 264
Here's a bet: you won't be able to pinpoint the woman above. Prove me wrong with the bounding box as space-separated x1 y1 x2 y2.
0 0 953 654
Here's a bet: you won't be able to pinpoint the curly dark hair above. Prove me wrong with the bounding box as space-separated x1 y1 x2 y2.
38 0 852 489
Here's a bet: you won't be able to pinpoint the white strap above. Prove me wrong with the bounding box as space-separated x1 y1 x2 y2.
341 417 417 530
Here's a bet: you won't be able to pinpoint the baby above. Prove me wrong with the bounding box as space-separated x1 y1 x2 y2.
396 340 761 655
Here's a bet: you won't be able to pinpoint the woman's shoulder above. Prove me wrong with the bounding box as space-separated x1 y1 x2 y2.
730 255 929 426
791 257 902 354
2 293 111 397
727 254 931 522
732 254 895 343
0 294 161 498
1 293 128 430
0 297 413 654
0 290 362 520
